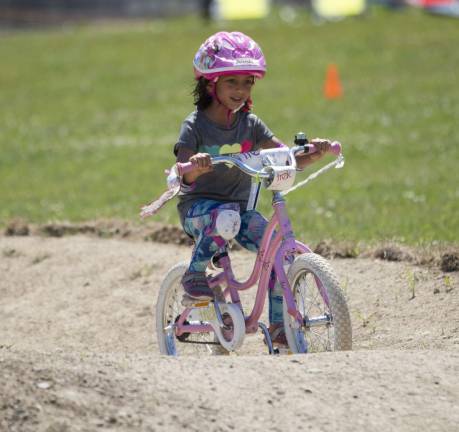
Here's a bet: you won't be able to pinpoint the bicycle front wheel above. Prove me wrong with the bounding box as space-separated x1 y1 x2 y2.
155 262 229 356
283 253 352 353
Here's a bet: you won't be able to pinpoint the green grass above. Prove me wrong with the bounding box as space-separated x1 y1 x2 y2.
1 7 458 244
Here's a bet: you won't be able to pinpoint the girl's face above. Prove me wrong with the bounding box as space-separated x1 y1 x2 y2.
211 74 255 111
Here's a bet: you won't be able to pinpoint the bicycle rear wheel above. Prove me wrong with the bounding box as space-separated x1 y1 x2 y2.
155 262 229 356
283 253 352 353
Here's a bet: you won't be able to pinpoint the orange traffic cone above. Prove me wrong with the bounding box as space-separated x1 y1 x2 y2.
324 64 343 99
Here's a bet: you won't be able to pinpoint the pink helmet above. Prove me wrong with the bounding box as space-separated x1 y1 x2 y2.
193 31 267 81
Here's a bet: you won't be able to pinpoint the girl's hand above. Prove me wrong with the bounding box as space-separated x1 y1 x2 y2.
296 138 332 168
189 152 213 173
310 138 331 156
179 152 212 185
176 148 213 184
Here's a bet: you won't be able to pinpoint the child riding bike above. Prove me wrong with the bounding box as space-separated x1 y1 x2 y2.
174 31 332 347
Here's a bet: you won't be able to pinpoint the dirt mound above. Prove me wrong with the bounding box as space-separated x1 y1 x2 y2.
2 350 458 432
441 253 459 272
4 218 459 272
4 218 193 245
1 233 458 431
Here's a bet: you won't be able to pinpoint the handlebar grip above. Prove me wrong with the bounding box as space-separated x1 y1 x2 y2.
176 161 196 176
304 141 342 156
330 141 342 155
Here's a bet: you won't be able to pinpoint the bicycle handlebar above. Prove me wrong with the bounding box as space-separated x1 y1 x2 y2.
140 141 343 218
177 155 271 178
176 141 342 178
305 141 342 156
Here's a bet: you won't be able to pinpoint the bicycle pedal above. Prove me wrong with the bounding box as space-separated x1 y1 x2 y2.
194 301 211 308
181 295 211 308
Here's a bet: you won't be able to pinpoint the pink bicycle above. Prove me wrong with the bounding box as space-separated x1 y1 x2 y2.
153 133 352 356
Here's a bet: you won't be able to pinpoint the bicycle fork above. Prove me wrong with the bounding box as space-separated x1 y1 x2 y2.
272 195 304 326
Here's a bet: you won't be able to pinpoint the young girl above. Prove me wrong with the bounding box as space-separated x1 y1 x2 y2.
175 31 331 346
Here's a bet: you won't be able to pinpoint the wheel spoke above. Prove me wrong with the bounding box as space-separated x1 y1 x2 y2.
307 327 333 352
283 254 352 354
159 270 218 355
290 268 334 352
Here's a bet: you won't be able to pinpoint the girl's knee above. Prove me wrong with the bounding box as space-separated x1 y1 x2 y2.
237 210 268 249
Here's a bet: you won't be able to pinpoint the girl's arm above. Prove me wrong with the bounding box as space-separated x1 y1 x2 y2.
262 136 331 169
176 147 212 185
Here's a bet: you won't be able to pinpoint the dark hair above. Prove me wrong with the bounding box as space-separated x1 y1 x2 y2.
192 77 253 112
193 77 213 110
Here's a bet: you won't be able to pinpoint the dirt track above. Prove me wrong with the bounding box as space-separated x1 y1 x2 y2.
1 233 459 431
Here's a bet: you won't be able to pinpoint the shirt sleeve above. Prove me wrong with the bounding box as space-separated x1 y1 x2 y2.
254 115 274 147
173 118 198 156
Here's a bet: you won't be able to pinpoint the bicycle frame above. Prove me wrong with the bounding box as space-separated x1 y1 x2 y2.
167 142 344 341
174 191 331 339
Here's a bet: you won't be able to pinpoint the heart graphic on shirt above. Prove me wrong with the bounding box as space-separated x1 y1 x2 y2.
201 145 221 156
241 140 253 153
219 143 241 155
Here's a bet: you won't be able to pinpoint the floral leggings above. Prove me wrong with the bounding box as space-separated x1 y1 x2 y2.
183 199 283 324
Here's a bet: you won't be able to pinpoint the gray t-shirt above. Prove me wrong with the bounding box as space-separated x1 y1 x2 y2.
174 109 274 224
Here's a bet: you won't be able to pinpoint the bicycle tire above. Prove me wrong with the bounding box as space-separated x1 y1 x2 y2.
155 262 231 356
283 253 352 353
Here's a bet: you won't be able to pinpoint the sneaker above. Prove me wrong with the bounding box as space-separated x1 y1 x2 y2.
268 323 289 348
181 271 214 306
